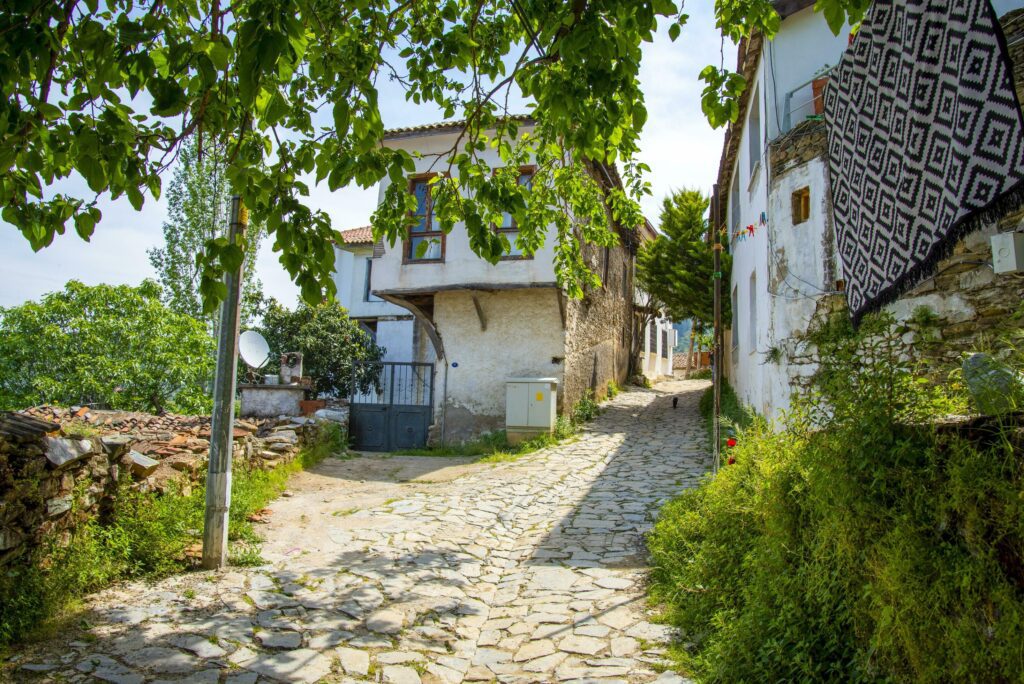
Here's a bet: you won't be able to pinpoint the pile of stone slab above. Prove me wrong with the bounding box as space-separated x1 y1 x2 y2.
1 406 345 566
17 406 330 493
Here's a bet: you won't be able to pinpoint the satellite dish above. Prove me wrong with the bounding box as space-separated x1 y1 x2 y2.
239 330 272 369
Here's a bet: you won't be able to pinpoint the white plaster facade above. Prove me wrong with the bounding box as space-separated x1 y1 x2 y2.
722 0 1024 419
721 3 851 419
432 289 565 438
333 234 420 363
373 128 559 295
640 315 675 380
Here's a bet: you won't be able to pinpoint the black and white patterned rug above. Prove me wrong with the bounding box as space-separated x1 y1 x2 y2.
825 0 1024 325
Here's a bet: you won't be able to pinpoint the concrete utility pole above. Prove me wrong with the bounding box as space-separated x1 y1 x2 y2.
711 189 723 474
202 196 247 569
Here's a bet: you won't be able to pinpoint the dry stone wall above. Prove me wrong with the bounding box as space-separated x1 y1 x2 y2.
0 407 338 569
562 239 634 412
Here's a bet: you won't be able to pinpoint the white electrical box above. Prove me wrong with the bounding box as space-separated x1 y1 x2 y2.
506 377 558 443
991 232 1024 274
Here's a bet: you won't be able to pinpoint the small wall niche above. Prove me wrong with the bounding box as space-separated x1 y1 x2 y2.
792 187 811 225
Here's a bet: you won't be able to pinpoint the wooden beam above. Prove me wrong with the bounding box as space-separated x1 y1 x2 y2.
377 293 446 360
471 295 487 331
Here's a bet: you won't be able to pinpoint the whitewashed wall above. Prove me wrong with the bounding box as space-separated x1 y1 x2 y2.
641 316 675 379
431 289 565 441
727 6 850 418
332 244 406 320
374 128 559 294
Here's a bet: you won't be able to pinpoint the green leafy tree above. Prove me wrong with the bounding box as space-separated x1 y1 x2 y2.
259 300 383 398
0 281 215 413
1 0 865 311
637 189 730 368
147 136 266 328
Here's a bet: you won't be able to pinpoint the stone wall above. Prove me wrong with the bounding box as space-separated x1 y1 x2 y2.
562 239 634 412
0 427 125 567
0 409 330 569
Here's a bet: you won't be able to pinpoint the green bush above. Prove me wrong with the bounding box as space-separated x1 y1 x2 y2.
572 390 600 424
699 376 754 442
606 381 621 399
648 312 1024 682
0 422 343 646
689 367 712 380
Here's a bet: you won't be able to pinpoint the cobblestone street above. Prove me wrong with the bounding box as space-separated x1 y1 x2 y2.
13 379 710 684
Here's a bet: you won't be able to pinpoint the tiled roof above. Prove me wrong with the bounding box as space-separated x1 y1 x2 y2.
384 115 535 140
338 226 374 245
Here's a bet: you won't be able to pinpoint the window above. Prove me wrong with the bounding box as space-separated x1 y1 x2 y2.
731 286 739 352
359 320 378 342
749 272 758 352
649 320 658 352
494 168 534 259
661 330 669 358
406 175 444 262
748 86 762 175
364 258 381 302
792 187 811 224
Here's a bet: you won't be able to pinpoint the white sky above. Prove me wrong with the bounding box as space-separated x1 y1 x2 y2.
0 7 733 309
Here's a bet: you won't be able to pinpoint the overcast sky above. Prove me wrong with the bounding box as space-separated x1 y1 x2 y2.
0 6 733 309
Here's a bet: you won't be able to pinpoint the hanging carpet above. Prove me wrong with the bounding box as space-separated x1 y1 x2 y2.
824 0 1024 325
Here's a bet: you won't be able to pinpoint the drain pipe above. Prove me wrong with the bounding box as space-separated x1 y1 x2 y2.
440 359 449 446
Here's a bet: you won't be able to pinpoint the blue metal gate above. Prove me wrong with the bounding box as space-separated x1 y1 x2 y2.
349 362 435 451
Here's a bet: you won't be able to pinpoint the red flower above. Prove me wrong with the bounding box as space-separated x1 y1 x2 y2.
726 438 737 448
727 456 736 465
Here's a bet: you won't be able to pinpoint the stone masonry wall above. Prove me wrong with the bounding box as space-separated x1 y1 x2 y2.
562 239 634 413
0 409 329 569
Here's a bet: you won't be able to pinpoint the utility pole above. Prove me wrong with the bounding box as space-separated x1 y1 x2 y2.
202 196 247 569
711 188 723 474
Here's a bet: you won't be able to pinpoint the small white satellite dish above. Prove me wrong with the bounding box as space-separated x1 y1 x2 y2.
239 330 272 369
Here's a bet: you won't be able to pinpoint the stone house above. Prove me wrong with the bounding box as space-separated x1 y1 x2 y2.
713 0 1024 419
366 120 642 442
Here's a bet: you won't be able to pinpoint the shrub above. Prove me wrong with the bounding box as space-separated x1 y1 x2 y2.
259 300 383 398
606 381 621 399
648 312 1024 682
572 390 600 424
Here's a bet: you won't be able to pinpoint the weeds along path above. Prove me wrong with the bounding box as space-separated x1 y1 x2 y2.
11 379 710 684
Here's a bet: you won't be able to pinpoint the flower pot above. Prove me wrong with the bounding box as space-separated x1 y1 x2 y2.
299 399 326 416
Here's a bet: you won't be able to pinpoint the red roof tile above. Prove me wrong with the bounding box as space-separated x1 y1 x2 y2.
339 226 374 245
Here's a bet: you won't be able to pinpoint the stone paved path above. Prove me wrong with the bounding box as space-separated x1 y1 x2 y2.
12 379 710 684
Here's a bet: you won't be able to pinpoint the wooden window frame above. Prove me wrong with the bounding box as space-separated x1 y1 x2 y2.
493 165 537 261
403 173 446 264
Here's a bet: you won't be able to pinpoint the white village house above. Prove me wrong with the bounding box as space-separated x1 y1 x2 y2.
332 225 424 363
716 0 1024 419
332 119 654 445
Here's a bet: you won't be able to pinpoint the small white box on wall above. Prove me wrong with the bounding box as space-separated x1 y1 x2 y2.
991 232 1024 274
